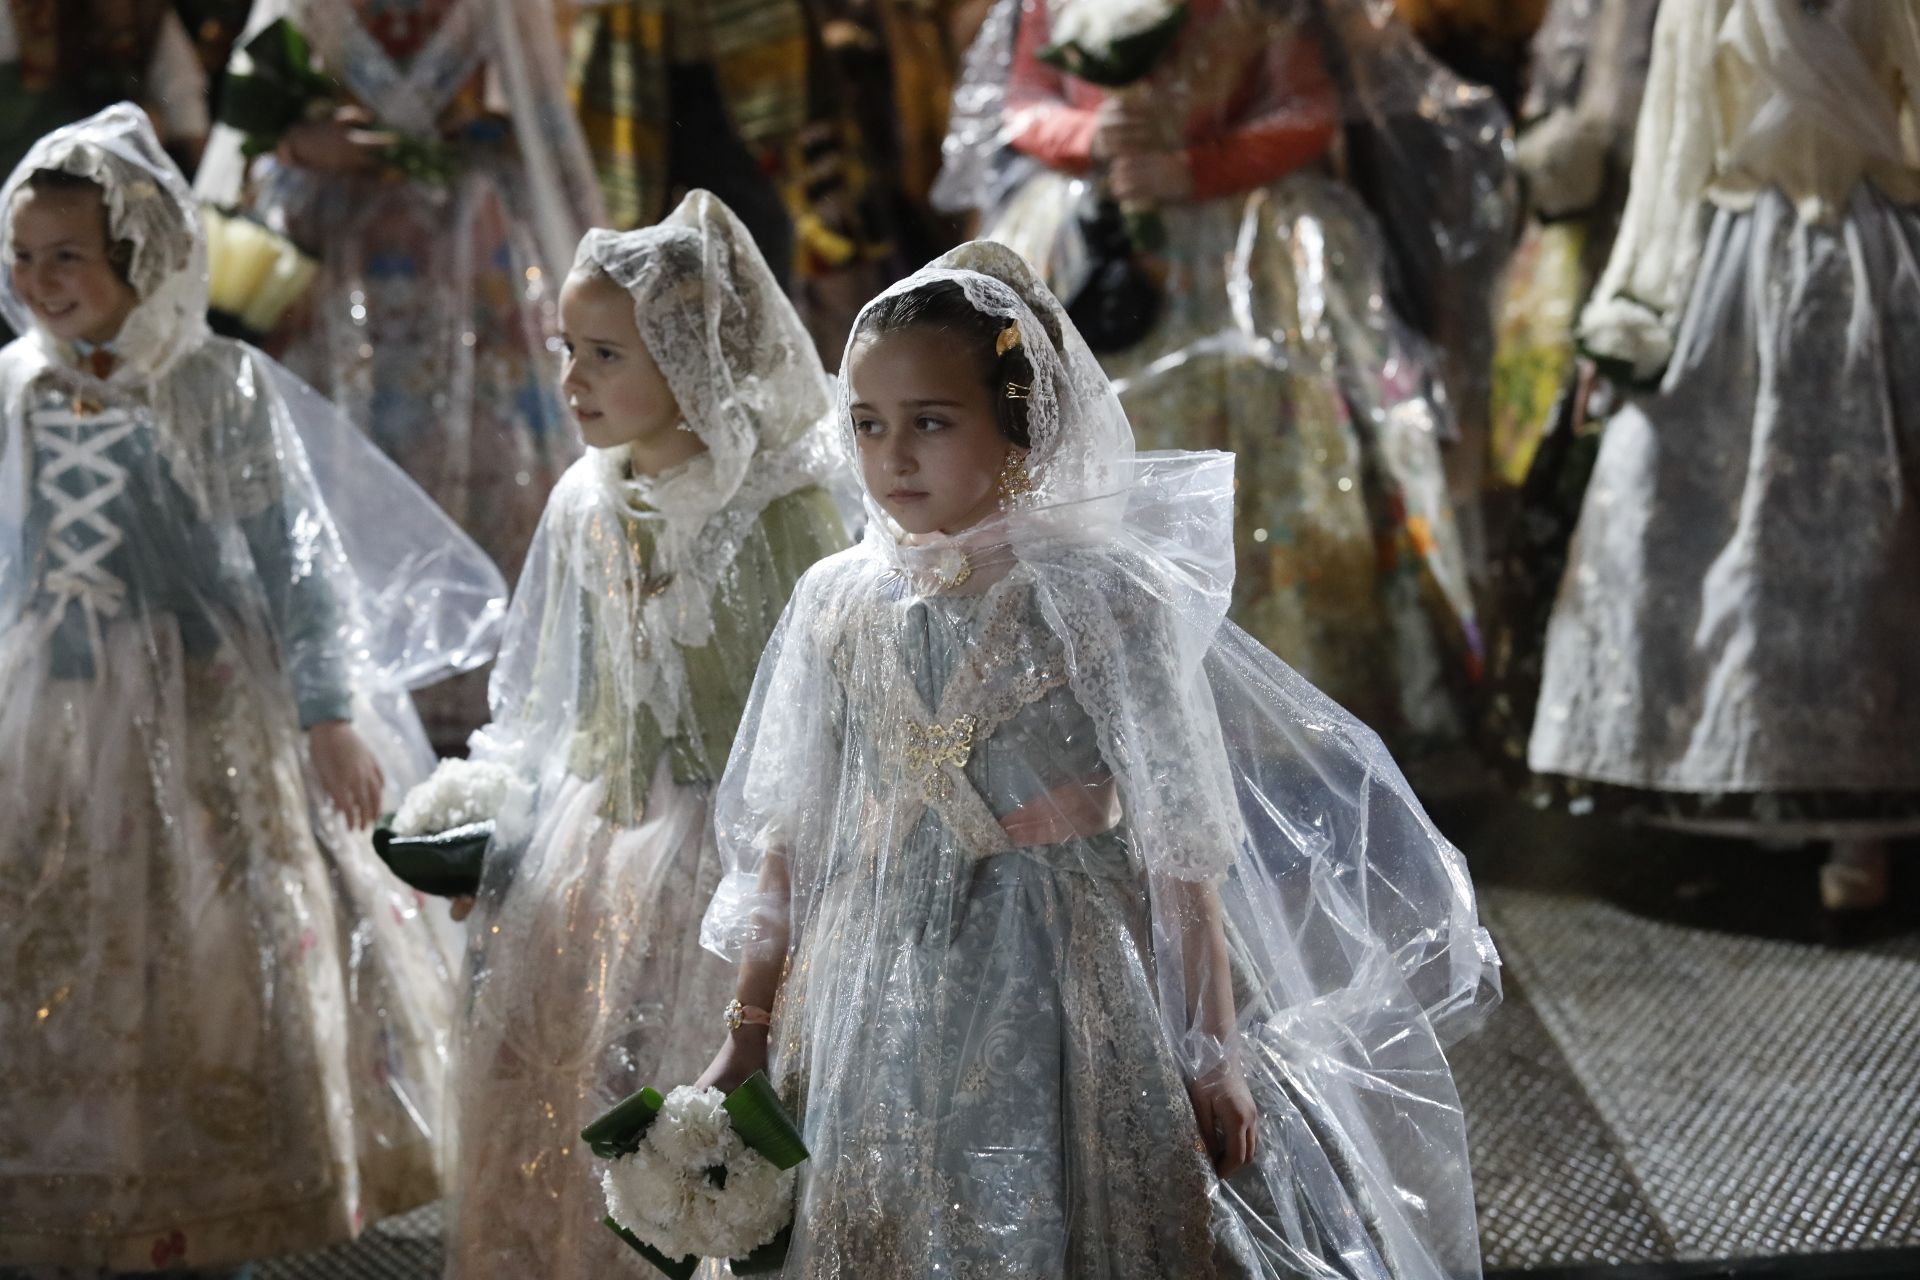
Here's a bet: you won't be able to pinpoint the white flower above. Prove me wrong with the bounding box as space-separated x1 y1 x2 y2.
390 758 518 835
601 1085 797 1263
1577 295 1674 383
1051 0 1180 49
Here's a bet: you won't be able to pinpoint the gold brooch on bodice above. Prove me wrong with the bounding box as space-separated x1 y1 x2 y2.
902 712 978 801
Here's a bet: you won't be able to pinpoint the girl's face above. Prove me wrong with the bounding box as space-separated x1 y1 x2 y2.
10 187 138 347
559 271 688 454
849 327 1020 537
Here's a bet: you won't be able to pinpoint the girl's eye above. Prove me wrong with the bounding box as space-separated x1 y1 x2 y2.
852 418 882 436
560 341 575 357
596 346 617 362
915 416 948 433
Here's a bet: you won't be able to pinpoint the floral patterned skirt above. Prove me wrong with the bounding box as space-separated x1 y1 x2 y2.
1529 185 1920 833
1110 179 1480 754
0 619 449 1271
770 836 1262 1279
445 762 734 1278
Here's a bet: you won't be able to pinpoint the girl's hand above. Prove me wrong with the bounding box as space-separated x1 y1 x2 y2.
1186 1058 1258 1179
309 719 384 828
695 1027 770 1094
1109 153 1195 205
280 106 393 175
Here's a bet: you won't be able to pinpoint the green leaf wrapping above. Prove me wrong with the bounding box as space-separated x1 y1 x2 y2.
729 1225 795 1274
216 18 337 156
589 1076 805 1272
370 822 492 899
1037 3 1190 88
601 1216 699 1280
580 1085 666 1159
722 1072 810 1171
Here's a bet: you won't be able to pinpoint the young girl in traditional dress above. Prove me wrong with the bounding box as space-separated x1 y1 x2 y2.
695 241 1498 1278
441 191 849 1278
0 104 502 1276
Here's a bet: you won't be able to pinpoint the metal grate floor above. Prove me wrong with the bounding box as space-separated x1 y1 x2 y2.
1469 887 1920 1268
253 1205 443 1280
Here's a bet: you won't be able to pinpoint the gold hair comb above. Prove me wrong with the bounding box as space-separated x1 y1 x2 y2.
996 322 1023 357
1004 382 1031 400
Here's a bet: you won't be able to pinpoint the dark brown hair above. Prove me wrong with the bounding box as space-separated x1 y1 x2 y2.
858 279 1063 449
23 169 136 286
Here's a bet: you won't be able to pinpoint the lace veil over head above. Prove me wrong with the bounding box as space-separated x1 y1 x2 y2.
0 103 209 383
574 190 839 525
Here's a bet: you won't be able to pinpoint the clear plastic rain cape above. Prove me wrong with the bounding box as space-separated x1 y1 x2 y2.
0 105 504 1270
927 0 1507 749
702 242 1498 1278
446 192 850 1276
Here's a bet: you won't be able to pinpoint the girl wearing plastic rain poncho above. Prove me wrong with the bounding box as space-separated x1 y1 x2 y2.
194 0 605 749
0 105 508 1273
1529 0 1920 912
932 0 1513 761
443 191 850 1278
695 241 1499 1279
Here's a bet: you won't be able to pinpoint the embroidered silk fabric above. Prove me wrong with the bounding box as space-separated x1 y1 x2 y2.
0 105 503 1270
194 0 604 747
933 0 1498 754
444 193 850 1277
1530 0 1920 825
702 243 1498 1278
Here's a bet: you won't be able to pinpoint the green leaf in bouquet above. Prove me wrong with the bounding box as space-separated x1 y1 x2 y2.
1038 3 1189 88
730 1225 795 1274
371 822 492 898
722 1072 809 1172
581 1085 666 1159
217 18 337 156
601 1215 699 1280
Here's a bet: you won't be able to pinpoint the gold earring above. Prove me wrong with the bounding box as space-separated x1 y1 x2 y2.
996 449 1036 509
1004 381 1030 400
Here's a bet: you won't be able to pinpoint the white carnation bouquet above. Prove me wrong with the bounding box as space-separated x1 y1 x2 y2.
390 758 517 836
372 758 518 897
584 1074 809 1279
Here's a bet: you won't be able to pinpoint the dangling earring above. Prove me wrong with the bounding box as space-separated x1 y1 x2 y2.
996 448 1036 510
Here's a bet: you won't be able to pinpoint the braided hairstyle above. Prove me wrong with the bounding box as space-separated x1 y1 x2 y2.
858 278 1064 449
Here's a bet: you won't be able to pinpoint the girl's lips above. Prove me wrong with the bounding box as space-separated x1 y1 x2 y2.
888 490 928 501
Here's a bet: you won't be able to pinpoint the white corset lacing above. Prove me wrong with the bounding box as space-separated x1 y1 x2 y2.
35 405 139 619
